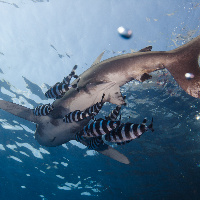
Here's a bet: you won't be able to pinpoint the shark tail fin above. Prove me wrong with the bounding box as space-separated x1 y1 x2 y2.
165 35 200 98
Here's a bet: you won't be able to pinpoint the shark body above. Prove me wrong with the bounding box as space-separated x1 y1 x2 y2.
0 35 200 164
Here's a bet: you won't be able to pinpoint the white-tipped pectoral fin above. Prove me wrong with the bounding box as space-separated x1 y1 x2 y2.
95 142 130 164
0 100 44 123
80 139 130 164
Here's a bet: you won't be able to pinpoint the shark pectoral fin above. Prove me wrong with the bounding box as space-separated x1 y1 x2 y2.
91 51 105 66
95 142 130 164
107 85 126 106
80 138 130 164
0 100 43 123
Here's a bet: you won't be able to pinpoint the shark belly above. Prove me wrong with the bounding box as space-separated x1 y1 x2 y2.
35 117 91 147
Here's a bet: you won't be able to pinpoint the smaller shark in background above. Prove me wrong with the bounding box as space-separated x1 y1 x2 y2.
0 35 200 164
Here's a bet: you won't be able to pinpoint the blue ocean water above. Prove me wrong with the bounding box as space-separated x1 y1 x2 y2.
0 0 200 199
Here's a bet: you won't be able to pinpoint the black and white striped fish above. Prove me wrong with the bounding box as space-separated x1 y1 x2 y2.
87 118 154 148
105 118 154 144
88 136 103 150
80 119 121 138
45 65 79 99
74 133 102 150
62 65 78 85
105 105 122 121
45 82 68 99
75 132 84 143
63 94 105 123
105 95 125 121
33 104 54 116
84 93 105 116
63 110 89 123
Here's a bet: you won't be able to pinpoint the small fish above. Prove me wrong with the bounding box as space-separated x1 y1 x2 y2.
84 93 105 116
88 136 103 150
75 98 125 148
45 82 70 99
75 132 84 142
62 65 78 85
105 118 154 144
105 105 121 121
85 118 153 149
45 65 79 99
80 119 121 137
63 110 89 123
45 79 80 99
33 104 54 116
63 93 105 123
105 96 126 121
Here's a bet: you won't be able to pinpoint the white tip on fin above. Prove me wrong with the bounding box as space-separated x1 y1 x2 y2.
96 142 130 164
80 139 130 164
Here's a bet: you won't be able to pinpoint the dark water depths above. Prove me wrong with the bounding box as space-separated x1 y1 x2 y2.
1 70 200 200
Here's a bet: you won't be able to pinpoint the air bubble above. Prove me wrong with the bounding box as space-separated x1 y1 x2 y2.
117 26 132 39
185 73 194 80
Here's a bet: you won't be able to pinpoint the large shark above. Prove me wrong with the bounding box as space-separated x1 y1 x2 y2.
0 35 200 164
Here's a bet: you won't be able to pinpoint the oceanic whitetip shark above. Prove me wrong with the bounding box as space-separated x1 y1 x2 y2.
0 35 200 164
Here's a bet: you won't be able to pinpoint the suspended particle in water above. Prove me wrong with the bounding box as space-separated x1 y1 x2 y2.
185 73 194 80
196 114 200 120
117 26 132 39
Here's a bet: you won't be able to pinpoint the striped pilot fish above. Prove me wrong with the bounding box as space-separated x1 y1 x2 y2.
86 118 154 150
80 119 121 138
63 110 89 123
63 65 78 84
45 65 79 99
63 94 105 123
105 105 122 121
33 104 54 116
105 118 154 144
88 136 103 150
84 94 105 116
75 133 103 151
86 104 124 149
105 95 125 121
74 102 123 148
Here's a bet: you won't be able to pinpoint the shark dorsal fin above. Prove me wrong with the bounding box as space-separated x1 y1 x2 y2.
91 51 105 66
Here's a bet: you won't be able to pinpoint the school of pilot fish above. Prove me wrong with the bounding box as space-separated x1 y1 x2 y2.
1 35 200 164
33 65 154 151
